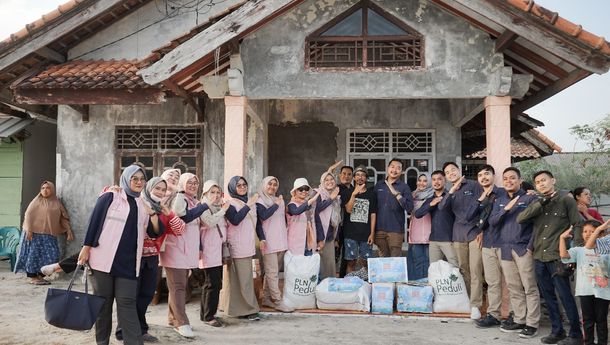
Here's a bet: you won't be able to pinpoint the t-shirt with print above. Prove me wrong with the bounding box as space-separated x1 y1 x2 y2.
562 247 610 300
343 187 377 242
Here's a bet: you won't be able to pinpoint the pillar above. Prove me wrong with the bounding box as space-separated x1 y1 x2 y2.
223 96 247 192
484 96 512 185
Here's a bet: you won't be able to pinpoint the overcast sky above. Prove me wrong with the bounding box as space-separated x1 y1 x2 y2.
0 0 608 152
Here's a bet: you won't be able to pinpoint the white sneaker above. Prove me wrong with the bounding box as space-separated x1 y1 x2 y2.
470 307 481 320
175 325 194 338
41 263 58 276
275 301 295 313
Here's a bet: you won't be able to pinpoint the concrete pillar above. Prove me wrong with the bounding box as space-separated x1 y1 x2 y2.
224 96 247 192
484 96 512 185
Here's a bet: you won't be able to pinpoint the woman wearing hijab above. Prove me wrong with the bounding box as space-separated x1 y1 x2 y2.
15 181 73 285
286 178 319 256
162 173 209 338
115 177 184 342
256 176 294 313
223 176 260 321
77 165 163 345
198 180 230 327
408 174 433 280
314 172 341 280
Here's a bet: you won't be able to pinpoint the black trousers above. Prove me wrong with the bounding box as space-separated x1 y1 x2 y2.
200 265 223 321
58 252 79 273
580 295 609 345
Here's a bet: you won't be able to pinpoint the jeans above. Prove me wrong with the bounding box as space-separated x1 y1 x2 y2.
407 243 429 281
534 259 582 338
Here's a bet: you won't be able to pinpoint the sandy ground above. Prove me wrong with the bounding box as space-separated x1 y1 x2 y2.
0 261 555 345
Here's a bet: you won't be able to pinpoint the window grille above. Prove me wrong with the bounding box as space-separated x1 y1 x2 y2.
349 131 433 153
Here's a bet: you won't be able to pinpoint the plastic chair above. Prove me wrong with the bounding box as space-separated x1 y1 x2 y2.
0 227 21 271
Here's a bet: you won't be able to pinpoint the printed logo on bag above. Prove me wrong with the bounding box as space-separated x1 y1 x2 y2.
292 274 318 296
434 273 464 295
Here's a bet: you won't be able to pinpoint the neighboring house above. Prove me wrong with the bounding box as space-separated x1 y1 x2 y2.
0 0 608 253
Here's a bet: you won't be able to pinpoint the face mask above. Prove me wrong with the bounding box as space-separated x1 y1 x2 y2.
151 194 162 202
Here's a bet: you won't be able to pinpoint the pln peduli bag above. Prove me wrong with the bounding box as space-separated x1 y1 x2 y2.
44 264 105 330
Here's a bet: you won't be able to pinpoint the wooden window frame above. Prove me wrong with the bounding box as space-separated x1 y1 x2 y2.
305 0 424 70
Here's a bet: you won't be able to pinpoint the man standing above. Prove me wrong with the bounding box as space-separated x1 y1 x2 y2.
374 159 414 258
517 170 582 345
489 167 540 338
439 162 484 320
343 166 377 274
414 170 457 266
337 165 354 277
475 165 505 328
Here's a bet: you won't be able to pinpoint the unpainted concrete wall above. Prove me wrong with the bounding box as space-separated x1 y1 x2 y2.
241 0 505 99
68 0 243 60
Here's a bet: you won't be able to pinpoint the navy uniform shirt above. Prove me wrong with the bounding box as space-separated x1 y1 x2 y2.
414 191 454 242
488 189 537 260
438 179 483 243
374 179 413 233
480 186 505 248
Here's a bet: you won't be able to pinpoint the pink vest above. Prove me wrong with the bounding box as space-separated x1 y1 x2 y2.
318 195 334 239
286 201 308 255
257 199 288 255
160 204 201 269
226 199 257 259
199 217 227 269
409 199 432 244
88 191 148 277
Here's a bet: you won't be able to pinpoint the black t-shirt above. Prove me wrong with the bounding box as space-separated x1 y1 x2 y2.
343 187 377 242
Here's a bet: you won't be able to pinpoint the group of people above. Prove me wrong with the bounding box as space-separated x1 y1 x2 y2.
12 157 609 345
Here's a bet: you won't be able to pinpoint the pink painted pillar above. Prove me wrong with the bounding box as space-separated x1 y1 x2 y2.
224 96 247 192
484 96 512 185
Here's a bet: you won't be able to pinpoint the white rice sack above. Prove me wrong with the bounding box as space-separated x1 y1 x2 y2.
316 277 371 312
428 260 470 313
283 251 320 309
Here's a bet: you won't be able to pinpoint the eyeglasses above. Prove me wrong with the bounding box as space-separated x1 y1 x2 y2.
297 187 310 192
130 177 146 182
236 183 247 188
186 181 199 186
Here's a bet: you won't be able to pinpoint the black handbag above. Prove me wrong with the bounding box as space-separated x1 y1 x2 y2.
554 260 576 278
44 265 106 331
217 225 231 265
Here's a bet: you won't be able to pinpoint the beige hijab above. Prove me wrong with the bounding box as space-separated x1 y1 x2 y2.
22 181 71 236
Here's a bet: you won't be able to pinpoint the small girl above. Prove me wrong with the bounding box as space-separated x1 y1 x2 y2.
561 219 610 345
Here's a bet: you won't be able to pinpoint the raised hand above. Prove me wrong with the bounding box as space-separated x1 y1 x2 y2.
504 195 520 211
430 196 443 206
353 184 366 195
275 195 284 205
560 227 573 239
449 176 465 194
330 187 340 200
247 193 259 206
327 160 343 173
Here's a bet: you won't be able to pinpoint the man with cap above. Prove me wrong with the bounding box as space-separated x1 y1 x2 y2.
343 166 377 274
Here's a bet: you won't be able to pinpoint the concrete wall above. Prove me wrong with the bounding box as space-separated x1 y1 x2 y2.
68 0 243 60
21 120 57 219
241 0 505 99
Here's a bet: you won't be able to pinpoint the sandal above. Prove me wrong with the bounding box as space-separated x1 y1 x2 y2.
29 279 50 285
204 318 223 327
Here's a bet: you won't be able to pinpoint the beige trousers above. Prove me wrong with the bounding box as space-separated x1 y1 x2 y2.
375 231 404 258
262 250 285 303
429 241 459 267
453 240 483 308
221 257 259 317
501 250 541 327
165 267 190 327
482 247 503 319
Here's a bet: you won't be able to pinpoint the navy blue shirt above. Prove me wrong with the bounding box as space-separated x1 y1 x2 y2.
439 179 483 242
489 189 537 260
225 204 252 226
255 203 280 241
287 202 310 216
374 179 414 233
83 193 163 280
480 186 505 248
315 197 335 242
414 191 454 242
175 201 209 223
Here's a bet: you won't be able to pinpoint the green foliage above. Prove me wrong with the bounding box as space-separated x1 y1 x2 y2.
569 114 610 153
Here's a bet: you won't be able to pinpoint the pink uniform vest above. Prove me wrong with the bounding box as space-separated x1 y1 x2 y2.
317 195 334 240
199 216 227 269
257 199 288 255
286 201 308 255
88 191 148 277
226 199 257 259
409 199 432 244
160 205 201 269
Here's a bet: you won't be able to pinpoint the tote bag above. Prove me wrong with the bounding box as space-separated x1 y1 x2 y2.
44 265 105 331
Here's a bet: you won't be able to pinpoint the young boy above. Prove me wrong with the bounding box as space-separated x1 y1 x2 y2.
560 219 610 345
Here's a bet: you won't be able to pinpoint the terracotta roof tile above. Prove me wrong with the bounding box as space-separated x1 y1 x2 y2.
528 128 562 153
14 59 157 89
506 0 610 56
468 138 542 160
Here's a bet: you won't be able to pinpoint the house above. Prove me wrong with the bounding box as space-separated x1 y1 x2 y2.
0 0 608 253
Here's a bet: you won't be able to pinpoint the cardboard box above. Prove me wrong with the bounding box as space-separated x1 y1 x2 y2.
396 284 433 313
371 283 394 314
367 257 408 283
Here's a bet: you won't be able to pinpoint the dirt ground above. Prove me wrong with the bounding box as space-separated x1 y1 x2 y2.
0 260 555 345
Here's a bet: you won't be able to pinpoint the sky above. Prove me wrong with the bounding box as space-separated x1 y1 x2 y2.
0 0 608 152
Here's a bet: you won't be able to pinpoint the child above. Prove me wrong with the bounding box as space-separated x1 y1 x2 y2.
560 219 610 345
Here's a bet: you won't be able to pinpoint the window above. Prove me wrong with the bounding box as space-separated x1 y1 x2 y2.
306 0 423 69
115 126 203 182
